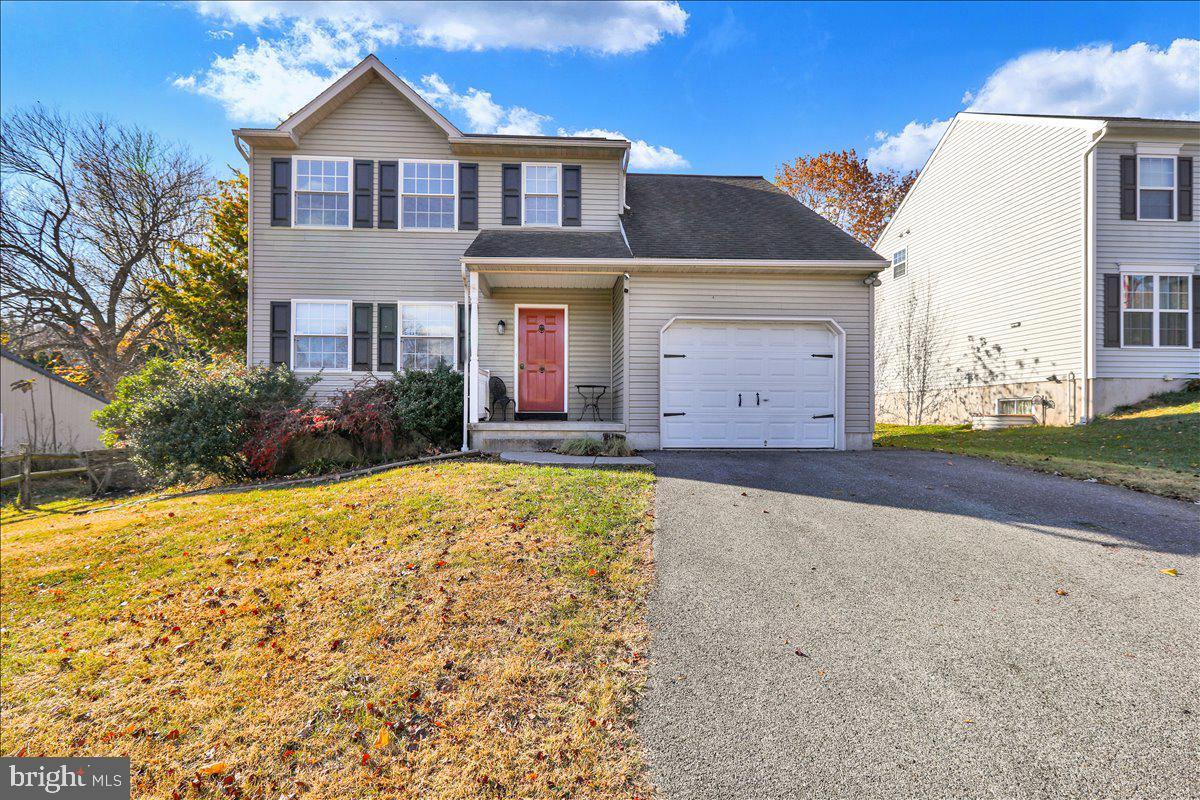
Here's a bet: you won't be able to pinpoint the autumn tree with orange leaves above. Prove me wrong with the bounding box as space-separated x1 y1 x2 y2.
775 149 916 245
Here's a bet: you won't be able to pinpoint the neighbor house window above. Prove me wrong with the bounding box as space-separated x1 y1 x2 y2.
294 158 351 227
892 248 908 278
523 164 560 225
996 397 1036 415
293 301 351 370
1122 273 1191 347
401 161 456 229
400 303 456 371
1137 156 1176 221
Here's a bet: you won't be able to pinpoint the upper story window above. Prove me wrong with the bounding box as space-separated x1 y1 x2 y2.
294 158 351 227
1138 156 1176 221
400 302 456 370
1121 273 1191 347
293 301 350 370
523 164 560 226
402 161 456 230
892 248 908 278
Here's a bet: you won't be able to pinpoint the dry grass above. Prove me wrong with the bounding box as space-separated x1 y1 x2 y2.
1 459 656 799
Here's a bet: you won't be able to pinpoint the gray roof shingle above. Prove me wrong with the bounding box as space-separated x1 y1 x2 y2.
621 174 882 261
463 229 631 259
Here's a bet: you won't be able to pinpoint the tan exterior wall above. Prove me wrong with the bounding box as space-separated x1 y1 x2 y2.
1092 377 1194 416
0 356 106 454
625 273 873 450
876 377 1084 426
476 287 615 421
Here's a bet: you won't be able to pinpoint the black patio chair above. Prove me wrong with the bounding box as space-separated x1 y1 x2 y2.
488 376 515 421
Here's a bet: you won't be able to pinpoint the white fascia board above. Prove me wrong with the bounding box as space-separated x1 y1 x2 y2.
463 257 885 271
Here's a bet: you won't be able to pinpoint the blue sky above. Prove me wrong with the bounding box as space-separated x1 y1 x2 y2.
2 1 1197 180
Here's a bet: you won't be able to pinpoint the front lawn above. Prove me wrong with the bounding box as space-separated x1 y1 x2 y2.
0 460 655 799
874 389 1200 501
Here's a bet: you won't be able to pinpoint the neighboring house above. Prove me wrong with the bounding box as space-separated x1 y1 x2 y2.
0 348 107 454
874 112 1199 426
234 56 885 451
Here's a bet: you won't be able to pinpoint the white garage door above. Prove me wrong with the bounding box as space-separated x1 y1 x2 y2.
660 319 839 448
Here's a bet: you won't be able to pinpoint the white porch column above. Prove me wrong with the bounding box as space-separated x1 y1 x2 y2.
469 271 481 424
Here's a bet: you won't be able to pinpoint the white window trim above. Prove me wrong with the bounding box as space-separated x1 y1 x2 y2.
521 162 563 228
1118 272 1192 349
399 158 458 232
892 247 908 279
291 299 353 373
513 304 569 414
292 156 354 230
398 300 459 371
1135 154 1176 222
994 396 1038 415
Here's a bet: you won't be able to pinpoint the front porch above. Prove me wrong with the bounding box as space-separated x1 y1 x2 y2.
463 266 628 452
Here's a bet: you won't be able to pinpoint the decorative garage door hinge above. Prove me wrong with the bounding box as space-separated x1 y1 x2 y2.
663 412 686 417
811 353 834 358
662 353 686 358
812 413 835 419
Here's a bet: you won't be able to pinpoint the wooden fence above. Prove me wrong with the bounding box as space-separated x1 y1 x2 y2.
0 445 132 508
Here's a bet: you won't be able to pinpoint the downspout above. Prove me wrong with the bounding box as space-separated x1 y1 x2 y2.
461 263 471 451
1079 124 1108 424
233 134 254 367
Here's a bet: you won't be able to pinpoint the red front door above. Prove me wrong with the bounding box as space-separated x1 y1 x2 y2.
517 307 566 412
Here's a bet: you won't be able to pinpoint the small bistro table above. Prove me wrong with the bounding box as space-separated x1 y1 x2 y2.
575 384 608 421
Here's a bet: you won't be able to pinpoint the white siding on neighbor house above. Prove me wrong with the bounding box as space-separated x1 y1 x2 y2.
1093 142 1200 379
476 288 615 421
610 278 625 423
625 273 872 447
248 77 623 394
1 355 106 454
874 116 1093 394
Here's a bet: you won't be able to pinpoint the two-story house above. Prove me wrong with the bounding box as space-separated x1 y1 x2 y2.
873 112 1199 425
233 56 885 452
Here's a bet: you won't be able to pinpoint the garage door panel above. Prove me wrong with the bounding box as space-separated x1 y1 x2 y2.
661 319 840 449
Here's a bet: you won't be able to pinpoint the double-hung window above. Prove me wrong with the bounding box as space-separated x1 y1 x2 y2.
1121 273 1191 347
294 158 351 227
892 248 908 279
401 161 456 229
1137 156 1176 221
523 164 560 226
400 303 456 371
293 301 351 370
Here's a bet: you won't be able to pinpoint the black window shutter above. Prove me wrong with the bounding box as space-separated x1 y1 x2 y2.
1178 157 1193 222
1193 276 1200 349
457 302 466 368
1102 274 1121 347
271 158 291 227
1119 155 1137 220
502 164 521 225
378 161 398 229
562 165 581 227
458 163 478 230
270 302 291 365
352 303 372 371
353 160 373 228
377 303 397 371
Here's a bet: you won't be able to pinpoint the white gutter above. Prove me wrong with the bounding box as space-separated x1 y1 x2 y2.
460 264 471 452
234 134 254 367
1080 123 1108 423
462 257 886 269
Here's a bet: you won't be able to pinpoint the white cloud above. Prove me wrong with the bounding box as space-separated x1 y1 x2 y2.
207 28 233 39
562 128 689 170
869 39 1200 171
192 1 687 55
414 73 549 135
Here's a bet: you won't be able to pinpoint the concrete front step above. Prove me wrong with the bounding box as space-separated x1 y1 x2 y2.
470 422 626 454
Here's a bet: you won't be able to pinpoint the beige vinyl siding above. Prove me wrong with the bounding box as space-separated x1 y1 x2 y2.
1 355 106 454
625 273 872 446
874 116 1090 397
1093 142 1200 379
476 288 614 420
248 77 622 394
610 278 625 423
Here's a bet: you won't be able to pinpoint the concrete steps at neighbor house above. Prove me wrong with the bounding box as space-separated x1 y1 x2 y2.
469 421 626 454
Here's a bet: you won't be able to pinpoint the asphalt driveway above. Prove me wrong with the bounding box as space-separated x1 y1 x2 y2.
642 449 1198 799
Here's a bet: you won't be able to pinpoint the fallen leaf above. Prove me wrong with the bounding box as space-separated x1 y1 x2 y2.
1055 589 1069 597
373 727 389 749
196 761 226 776
1160 568 1179 577
795 650 809 658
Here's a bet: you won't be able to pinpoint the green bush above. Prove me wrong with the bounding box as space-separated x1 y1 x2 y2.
379 364 464 450
94 359 314 484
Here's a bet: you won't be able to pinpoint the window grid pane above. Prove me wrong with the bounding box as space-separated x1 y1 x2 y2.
401 337 454 371
1122 311 1152 346
401 196 454 229
1140 189 1173 220
295 336 348 370
1159 275 1188 310
524 195 558 225
402 162 455 196
296 159 349 193
401 304 455 337
296 192 349 227
1122 275 1154 310
1139 157 1174 188
295 302 349 336
1160 312 1188 347
524 165 558 194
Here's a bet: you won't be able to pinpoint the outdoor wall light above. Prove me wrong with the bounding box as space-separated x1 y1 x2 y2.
862 273 882 287
496 319 506 335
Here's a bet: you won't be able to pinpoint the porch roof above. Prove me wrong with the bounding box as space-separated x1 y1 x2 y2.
463 229 632 260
